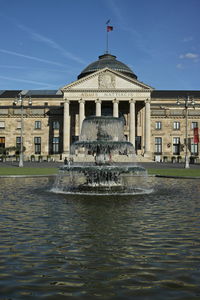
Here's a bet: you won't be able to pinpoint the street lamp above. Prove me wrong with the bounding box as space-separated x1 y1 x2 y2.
15 93 32 167
177 95 195 169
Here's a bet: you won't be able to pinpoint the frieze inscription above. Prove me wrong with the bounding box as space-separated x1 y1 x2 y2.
80 92 150 98
64 91 151 98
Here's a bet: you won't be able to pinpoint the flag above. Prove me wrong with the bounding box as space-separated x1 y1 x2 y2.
107 25 113 32
194 127 199 143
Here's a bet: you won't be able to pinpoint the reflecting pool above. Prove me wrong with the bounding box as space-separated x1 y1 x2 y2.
1 177 200 299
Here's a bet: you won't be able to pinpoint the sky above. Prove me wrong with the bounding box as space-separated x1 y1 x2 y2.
0 0 199 91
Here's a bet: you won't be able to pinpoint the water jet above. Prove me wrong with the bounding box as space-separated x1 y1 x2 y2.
53 116 152 195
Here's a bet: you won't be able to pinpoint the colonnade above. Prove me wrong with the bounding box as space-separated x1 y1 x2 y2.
63 98 151 156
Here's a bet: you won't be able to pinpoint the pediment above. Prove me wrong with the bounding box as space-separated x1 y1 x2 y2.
61 68 153 91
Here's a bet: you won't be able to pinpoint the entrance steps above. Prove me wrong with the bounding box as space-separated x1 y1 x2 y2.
70 154 153 163
135 155 153 162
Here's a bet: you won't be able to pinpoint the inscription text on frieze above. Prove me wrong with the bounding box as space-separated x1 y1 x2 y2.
78 92 149 97
64 91 151 99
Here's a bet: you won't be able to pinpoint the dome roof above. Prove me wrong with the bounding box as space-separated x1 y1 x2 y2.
77 53 137 80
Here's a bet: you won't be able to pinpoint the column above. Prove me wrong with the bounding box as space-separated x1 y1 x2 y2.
144 98 151 156
63 99 70 154
129 99 136 148
113 99 119 118
95 99 101 116
79 99 85 135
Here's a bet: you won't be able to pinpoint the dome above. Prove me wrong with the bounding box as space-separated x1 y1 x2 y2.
77 53 137 80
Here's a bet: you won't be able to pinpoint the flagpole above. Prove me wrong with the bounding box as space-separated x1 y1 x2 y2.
106 19 110 54
106 29 108 53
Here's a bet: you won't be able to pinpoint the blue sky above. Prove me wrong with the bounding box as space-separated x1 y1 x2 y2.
0 0 199 90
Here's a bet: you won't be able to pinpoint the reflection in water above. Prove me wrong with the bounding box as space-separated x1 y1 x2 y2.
0 177 200 299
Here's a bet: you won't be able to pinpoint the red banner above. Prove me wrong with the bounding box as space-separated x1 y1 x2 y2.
194 127 199 143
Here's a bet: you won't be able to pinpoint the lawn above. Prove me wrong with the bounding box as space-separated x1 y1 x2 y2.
147 168 200 177
0 166 200 177
0 167 58 176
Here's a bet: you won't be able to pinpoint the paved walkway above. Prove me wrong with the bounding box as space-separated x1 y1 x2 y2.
139 162 200 169
0 160 200 169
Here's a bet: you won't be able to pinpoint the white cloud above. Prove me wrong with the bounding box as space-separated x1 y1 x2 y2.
17 24 86 65
0 64 76 74
176 63 184 69
106 0 124 24
0 65 27 69
179 53 199 59
105 0 152 58
0 75 56 88
183 37 193 42
0 49 66 67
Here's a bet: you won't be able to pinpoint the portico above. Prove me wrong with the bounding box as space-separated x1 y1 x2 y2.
62 67 153 158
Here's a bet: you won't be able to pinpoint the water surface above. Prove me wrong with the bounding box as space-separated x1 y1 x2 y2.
0 177 200 299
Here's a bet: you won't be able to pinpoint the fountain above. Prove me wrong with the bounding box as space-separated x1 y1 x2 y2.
53 116 152 195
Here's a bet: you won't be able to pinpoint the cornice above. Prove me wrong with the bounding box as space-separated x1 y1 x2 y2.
63 89 152 93
61 67 154 91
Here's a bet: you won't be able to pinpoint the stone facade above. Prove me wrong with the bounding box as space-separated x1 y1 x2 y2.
150 92 200 162
0 68 200 163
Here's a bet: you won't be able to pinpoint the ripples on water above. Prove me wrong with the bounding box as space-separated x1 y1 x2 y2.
0 177 200 299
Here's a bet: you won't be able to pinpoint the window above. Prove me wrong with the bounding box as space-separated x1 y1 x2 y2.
135 136 141 150
191 122 198 129
53 121 60 130
173 137 180 155
0 121 5 129
173 121 180 130
34 137 41 154
191 142 198 155
16 137 21 152
155 137 162 154
17 121 22 129
52 137 59 154
155 121 162 130
0 137 5 148
35 121 41 129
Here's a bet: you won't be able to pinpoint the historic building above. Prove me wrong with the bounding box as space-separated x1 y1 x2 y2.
0 53 200 162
